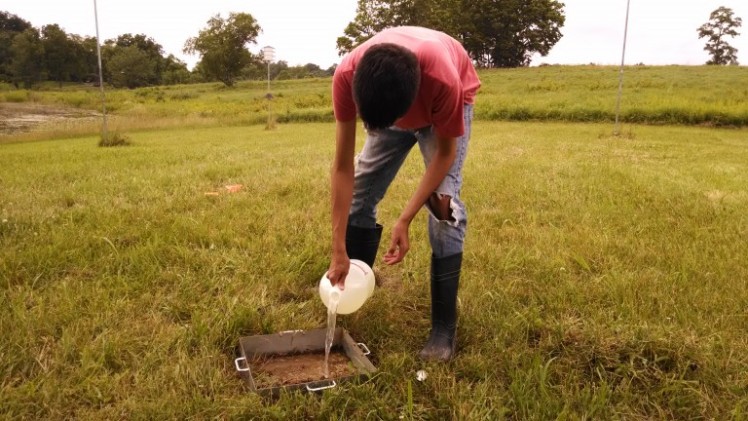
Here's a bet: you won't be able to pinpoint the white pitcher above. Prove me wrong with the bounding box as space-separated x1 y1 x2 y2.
319 259 375 315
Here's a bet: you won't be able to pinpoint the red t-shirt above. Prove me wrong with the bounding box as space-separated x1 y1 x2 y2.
333 26 481 138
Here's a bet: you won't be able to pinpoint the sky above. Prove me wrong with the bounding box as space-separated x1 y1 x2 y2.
2 0 747 69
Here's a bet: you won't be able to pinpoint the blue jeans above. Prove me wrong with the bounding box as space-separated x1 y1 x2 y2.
348 104 473 258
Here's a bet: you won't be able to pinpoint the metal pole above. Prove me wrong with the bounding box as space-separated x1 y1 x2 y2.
93 0 108 140
262 46 274 93
614 0 631 136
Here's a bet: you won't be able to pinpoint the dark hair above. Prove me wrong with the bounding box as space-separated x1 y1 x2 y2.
353 43 420 130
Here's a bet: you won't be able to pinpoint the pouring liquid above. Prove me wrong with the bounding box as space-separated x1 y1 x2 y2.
323 289 340 378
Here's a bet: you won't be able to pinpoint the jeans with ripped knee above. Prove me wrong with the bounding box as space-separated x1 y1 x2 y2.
348 104 473 258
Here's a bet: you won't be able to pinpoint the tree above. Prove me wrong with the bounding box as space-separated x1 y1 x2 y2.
336 0 565 67
105 34 166 86
461 0 564 67
41 24 74 86
241 59 285 81
0 11 31 34
160 54 191 85
8 27 45 88
336 0 460 53
336 0 413 53
106 45 157 88
698 6 742 65
184 13 261 87
0 11 33 82
276 62 331 80
241 59 333 81
67 34 99 83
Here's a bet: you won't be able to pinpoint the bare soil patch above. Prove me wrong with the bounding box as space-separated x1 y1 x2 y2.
250 349 356 388
0 103 99 134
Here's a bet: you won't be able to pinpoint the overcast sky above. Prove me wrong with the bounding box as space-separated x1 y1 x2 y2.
3 0 747 69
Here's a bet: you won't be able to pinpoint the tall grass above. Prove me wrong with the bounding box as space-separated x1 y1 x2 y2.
1 122 747 418
2 66 747 144
477 65 748 126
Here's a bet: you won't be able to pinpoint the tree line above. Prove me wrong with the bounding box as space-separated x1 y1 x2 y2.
0 3 569 88
0 11 335 89
2 4 740 90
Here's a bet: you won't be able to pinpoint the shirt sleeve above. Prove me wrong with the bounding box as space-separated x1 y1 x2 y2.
431 80 465 138
332 69 357 122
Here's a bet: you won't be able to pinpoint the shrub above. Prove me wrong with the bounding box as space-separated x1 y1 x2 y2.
98 131 131 147
4 91 29 103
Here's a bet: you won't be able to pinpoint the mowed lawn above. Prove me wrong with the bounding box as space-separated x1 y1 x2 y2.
1 121 747 419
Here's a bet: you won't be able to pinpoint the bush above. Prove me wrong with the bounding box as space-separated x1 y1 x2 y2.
3 91 29 103
98 131 131 147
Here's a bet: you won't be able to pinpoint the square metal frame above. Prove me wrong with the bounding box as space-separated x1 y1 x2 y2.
235 327 376 396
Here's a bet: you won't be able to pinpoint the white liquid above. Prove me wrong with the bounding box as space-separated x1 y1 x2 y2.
323 290 340 378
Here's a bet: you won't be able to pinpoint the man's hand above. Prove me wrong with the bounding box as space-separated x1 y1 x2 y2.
327 251 350 289
384 219 410 265
383 133 456 265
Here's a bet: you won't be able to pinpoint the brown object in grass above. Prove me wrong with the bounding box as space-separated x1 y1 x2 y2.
225 184 243 193
251 349 355 388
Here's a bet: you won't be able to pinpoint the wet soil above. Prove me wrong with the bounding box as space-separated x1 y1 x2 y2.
0 103 99 134
250 349 356 388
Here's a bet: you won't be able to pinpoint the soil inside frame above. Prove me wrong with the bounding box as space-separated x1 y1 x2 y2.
249 348 357 388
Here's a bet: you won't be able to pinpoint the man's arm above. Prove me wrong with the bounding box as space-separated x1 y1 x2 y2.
383 133 457 265
327 119 357 287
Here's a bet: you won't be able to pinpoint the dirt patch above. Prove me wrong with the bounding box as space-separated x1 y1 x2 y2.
250 349 356 388
0 103 99 134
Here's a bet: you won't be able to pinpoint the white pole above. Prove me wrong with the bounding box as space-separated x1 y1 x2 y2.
614 0 631 136
93 0 108 140
262 46 275 93
261 46 276 129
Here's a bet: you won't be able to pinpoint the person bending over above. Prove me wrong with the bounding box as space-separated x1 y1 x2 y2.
327 26 480 361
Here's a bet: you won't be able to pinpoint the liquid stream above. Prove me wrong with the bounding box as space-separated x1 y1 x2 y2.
323 291 340 378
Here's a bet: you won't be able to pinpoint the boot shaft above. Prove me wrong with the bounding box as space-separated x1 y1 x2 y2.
420 252 463 361
430 252 462 329
345 223 383 268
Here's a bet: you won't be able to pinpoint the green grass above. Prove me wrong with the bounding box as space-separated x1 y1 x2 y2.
478 65 748 126
1 121 747 419
2 65 747 144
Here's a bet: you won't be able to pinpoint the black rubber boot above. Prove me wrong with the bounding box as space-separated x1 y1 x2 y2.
345 223 383 267
419 252 462 362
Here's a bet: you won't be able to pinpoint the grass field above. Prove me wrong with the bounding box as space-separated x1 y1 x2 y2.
2 65 747 143
1 116 747 418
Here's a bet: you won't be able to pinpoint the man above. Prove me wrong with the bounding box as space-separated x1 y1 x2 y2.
327 26 480 361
